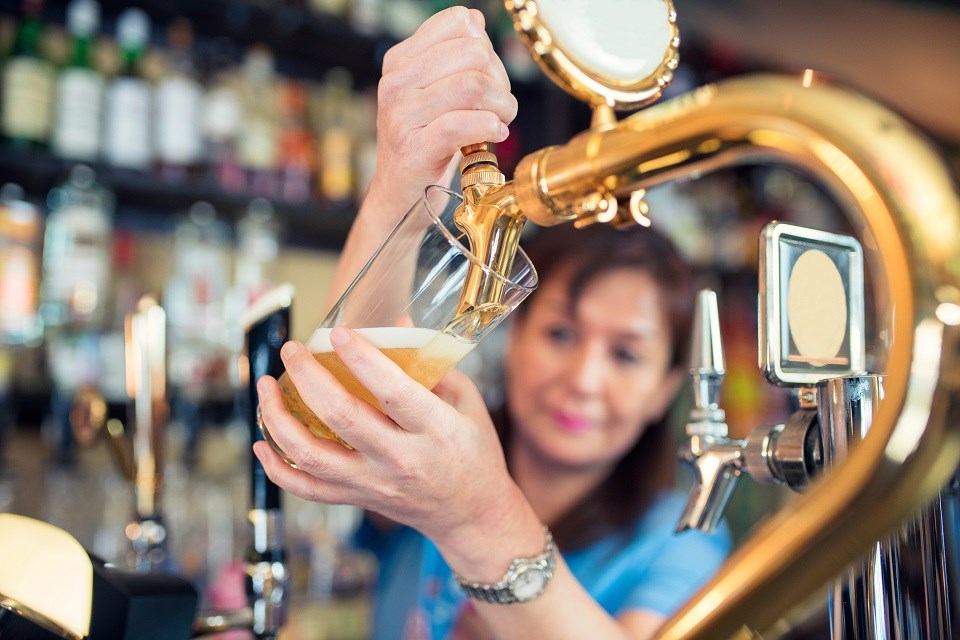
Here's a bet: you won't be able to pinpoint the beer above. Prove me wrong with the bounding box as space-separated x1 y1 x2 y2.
277 326 475 447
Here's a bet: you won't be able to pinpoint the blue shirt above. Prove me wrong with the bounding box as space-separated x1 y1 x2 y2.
357 490 731 640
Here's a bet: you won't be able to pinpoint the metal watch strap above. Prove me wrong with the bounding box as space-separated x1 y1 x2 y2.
456 527 557 604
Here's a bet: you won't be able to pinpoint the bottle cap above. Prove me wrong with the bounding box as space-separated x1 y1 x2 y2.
67 0 100 37
116 8 149 51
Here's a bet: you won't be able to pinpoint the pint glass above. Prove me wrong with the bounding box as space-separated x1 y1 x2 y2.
261 185 538 458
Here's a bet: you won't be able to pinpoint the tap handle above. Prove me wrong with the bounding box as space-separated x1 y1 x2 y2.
677 442 743 534
689 288 726 411
242 284 294 512
124 296 167 522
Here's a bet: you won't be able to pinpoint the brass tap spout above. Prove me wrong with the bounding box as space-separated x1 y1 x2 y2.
454 144 526 316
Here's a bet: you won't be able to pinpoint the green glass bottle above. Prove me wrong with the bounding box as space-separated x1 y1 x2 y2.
1 0 56 147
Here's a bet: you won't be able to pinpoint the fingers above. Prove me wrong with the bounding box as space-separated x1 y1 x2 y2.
413 71 518 128
276 341 400 453
328 327 450 434
252 440 360 506
402 36 510 94
371 5 515 209
383 6 485 73
416 110 509 159
256 373 365 476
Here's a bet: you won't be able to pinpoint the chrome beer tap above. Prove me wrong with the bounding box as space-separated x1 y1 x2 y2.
677 289 743 533
677 287 826 534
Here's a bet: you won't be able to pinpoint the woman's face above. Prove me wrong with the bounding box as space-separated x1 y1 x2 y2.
505 267 680 473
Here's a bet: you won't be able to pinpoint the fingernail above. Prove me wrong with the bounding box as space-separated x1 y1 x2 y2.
281 341 302 360
330 326 352 348
498 122 509 141
256 377 268 394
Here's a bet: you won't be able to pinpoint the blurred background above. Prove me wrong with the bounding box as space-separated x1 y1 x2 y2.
0 0 957 637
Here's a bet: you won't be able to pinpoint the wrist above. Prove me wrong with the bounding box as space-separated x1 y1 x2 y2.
433 482 546 583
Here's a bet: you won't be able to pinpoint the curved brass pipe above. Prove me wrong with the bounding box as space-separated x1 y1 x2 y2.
508 73 960 638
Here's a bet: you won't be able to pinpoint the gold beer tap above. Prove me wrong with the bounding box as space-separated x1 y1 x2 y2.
453 143 525 317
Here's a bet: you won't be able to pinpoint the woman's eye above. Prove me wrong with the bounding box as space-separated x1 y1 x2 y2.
613 347 641 365
545 326 575 344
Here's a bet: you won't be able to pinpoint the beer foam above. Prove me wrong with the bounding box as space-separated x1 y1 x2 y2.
306 326 474 361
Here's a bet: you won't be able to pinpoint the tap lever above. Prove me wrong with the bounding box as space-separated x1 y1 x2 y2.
677 435 743 534
688 289 726 429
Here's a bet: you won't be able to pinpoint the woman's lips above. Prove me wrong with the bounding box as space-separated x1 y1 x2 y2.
551 410 593 433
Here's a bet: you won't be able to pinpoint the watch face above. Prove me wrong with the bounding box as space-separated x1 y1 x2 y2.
512 565 548 602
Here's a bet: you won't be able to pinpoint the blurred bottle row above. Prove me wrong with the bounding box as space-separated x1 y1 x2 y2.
1 0 382 207
0 162 283 451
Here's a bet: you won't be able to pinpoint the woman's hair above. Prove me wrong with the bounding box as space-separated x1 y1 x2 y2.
494 222 696 550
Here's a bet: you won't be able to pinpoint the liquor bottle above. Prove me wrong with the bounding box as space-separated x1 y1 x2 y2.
1 0 56 146
278 80 315 204
40 165 114 463
318 67 354 206
308 0 348 18
348 0 382 36
200 38 244 193
52 0 105 160
39 164 114 330
352 88 377 203
164 202 232 454
155 18 203 178
102 8 152 170
0 183 43 346
164 201 232 394
236 46 280 199
382 0 428 40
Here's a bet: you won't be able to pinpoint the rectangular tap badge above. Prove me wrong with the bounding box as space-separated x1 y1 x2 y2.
759 221 865 386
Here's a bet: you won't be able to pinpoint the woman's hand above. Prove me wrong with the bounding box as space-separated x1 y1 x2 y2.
362 5 517 228
254 327 526 549
325 6 516 309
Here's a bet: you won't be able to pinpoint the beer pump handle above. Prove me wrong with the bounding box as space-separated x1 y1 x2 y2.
240 284 294 639
242 285 294 511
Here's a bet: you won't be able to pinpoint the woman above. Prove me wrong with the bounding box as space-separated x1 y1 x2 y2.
256 7 730 639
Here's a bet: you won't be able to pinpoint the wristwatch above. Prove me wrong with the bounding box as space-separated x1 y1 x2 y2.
456 527 557 604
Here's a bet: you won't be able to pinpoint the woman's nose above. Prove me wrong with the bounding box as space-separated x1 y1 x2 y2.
566 344 608 396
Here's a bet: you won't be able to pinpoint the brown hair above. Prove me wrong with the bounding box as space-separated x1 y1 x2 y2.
495 223 696 550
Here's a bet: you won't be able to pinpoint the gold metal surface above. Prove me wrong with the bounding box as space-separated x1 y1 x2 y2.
504 72 960 638
505 0 680 111
454 144 527 316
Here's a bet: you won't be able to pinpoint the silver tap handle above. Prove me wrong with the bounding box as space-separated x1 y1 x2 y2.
689 289 726 427
691 289 726 376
